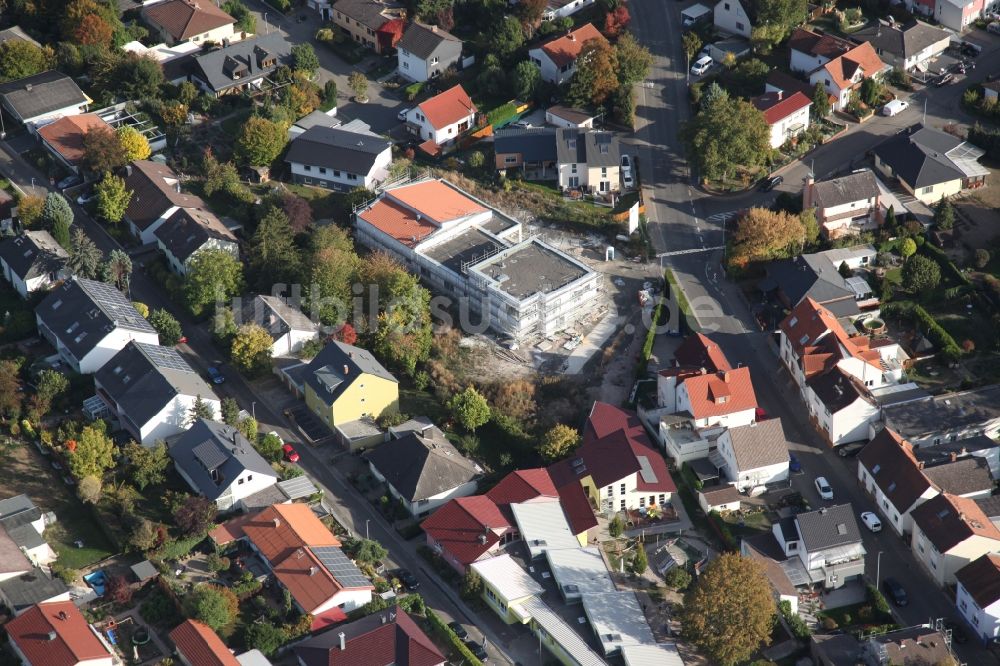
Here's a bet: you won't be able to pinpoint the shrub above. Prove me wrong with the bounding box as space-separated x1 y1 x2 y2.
779 600 811 639
426 608 483 666
708 510 737 551
842 613 852 626
609 514 625 538
821 616 838 630
664 566 692 590
868 584 891 618
858 605 874 621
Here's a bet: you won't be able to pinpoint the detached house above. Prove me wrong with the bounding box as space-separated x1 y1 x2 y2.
184 33 291 97
902 0 989 32
713 0 755 38
910 493 1000 587
331 0 406 54
35 277 159 374
240 295 318 357
751 90 811 149
850 19 950 73
0 495 57 572
0 230 68 299
0 71 90 131
5 602 117 666
789 28 857 74
765 246 879 319
295 607 446 666
404 84 477 151
37 113 113 175
857 428 939 535
714 419 791 492
789 29 885 111
123 160 205 244
397 22 463 83
955 554 1000 644
556 128 621 194
154 207 238 275
142 0 237 46
285 123 392 191
803 169 883 239
528 24 607 85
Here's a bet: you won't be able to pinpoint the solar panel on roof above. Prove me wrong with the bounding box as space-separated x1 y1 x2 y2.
277 476 318 500
137 343 194 372
636 456 658 484
309 546 370 588
193 440 227 470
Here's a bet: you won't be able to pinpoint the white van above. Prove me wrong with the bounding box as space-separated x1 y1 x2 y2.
883 99 908 116
690 55 713 76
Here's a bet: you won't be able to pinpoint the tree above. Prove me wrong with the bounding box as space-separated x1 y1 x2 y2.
684 97 770 182
615 32 653 88
16 194 44 227
0 360 22 420
664 566 692 590
185 585 238 631
117 126 151 162
129 518 160 552
323 79 338 107
934 198 955 230
902 254 941 293
51 215 71 250
95 172 132 223
291 43 320 75
243 622 286 658
629 545 648 576
42 192 73 230
751 0 807 49
729 208 805 266
78 475 103 503
461 569 483 599
539 424 580 461
348 71 369 101
800 207 819 248
494 16 525 59
230 324 274 375
102 249 132 294
249 207 300 289
82 126 127 174
237 416 258 443
74 13 113 46
885 205 898 233
68 228 104 279
223 0 256 33
448 387 491 432
859 77 883 107
114 54 166 101
29 368 69 420
512 60 541 100
149 308 182 346
682 31 702 62
681 553 776 666
468 151 485 169
603 5 630 37
106 574 133 606
567 39 618 107
608 514 624 538
123 441 169 490
256 432 283 462
975 248 991 269
221 397 240 426
281 193 313 233
352 538 388 564
0 41 54 81
173 495 217 536
183 248 244 316
188 395 216 423
235 116 287 167
811 82 831 118
333 323 358 345
68 422 116 480
900 237 917 259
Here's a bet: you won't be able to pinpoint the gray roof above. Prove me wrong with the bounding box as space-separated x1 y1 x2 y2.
189 33 291 94
795 504 862 551
0 231 68 283
494 128 557 162
555 128 620 167
0 495 44 550
882 385 1000 439
331 0 405 29
305 341 397 407
285 124 390 174
873 124 965 189
766 253 859 317
727 418 790 471
169 419 277 501
810 170 880 209
292 110 342 132
851 19 949 59
0 71 87 122
364 431 479 502
807 368 868 414
124 160 204 231
0 568 68 612
130 560 159 582
976 495 1000 520
35 277 156 362
911 435 999 466
95 341 216 429
241 295 318 342
397 21 462 60
0 26 41 47
546 105 595 124
154 207 236 264
922 457 994 497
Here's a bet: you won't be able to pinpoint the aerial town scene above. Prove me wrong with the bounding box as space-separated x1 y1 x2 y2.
0 0 998 663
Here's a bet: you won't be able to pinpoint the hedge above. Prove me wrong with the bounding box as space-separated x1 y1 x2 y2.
486 102 518 128
426 608 483 666
153 534 206 561
920 242 971 286
780 600 811 640
664 269 692 334
680 462 704 491
866 584 892 620
882 302 962 362
640 297 665 362
708 510 738 551
404 81 425 101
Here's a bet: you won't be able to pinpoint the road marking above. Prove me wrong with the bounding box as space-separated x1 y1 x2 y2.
706 211 738 223
657 245 725 257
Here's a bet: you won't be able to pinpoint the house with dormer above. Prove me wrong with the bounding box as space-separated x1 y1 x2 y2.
0 231 68 299
857 428 939 535
182 33 291 97
123 161 205 244
528 24 608 85
910 493 1000 586
955 554 1000 643
788 28 886 111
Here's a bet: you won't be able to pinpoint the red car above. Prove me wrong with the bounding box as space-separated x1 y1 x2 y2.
755 407 769 421
282 443 300 463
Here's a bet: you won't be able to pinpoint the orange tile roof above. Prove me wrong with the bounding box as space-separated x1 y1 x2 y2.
241 503 340 563
208 512 256 546
387 179 486 224
681 368 758 420
540 23 607 68
673 333 732 372
358 198 438 248
38 114 111 164
169 620 240 666
416 84 476 131
751 91 812 125
822 42 884 90
788 27 854 59
272 547 344 614
911 493 1000 554
6 601 112 666
780 297 882 375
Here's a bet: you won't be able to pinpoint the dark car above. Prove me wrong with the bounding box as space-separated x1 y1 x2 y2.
944 620 968 644
837 442 866 458
448 622 469 640
395 568 420 591
465 640 488 660
206 366 225 384
789 453 802 474
882 577 908 607
57 174 83 190
760 175 783 191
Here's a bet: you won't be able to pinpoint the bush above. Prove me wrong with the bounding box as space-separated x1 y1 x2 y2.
708 510 737 551
858 605 874 621
868 584 891 618
404 81 424 101
426 608 483 666
820 616 838 630
140 588 181 625
486 102 518 128
920 242 970 286
780 600 811 640
883 302 963 362
664 566 692 590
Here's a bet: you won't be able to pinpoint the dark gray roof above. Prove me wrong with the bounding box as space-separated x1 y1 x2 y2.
305 341 397 407
795 504 862 551
0 231 68 283
169 419 277 500
292 110 342 132
911 435 999 466
154 207 236 264
882 385 1000 439
493 128 557 162
923 457 993 497
397 21 461 60
285 124 390 174
726 418 790 471
0 71 87 122
124 160 203 231
766 254 858 316
546 105 595 124
0 568 68 612
364 432 480 502
241 295 318 342
851 19 949 60
0 495 44 550
555 128 620 167
976 495 1000 520
873 124 965 189
807 368 869 414
331 0 405 29
35 277 156 362
810 170 880 209
95 341 216 429
777 516 799 543
130 560 158 582
189 33 291 94
0 26 41 47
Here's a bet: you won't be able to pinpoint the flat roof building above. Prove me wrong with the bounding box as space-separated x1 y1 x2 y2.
510 500 583 558
582 591 656 656
544 547 615 602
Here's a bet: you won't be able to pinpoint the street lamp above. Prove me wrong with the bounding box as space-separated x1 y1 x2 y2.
251 401 256 420
365 519 370 540
263 12 269 34
876 550 884 588
0 107 6 140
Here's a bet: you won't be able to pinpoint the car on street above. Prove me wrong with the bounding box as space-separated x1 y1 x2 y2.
882 99 908 116
814 476 834 500
76 190 96 205
690 55 713 76
448 622 468 640
789 453 802 474
297 14 308 22
621 154 633 188
282 443 300 463
937 72 954 87
860 511 881 532
465 641 488 660
989 21 1000 35
394 568 420 591
837 442 865 457
760 175 783 191
57 174 82 190
397 107 411 121
882 577 908 606
206 366 225 384
961 41 982 57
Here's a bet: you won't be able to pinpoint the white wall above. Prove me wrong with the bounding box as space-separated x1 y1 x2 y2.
175 461 277 511
273 328 319 357
713 0 752 38
133 205 179 245
314 588 373 614
135 393 221 446
594 471 672 513
21 103 90 132
545 110 593 129
289 147 391 191
370 459 479 517
766 105 810 149
716 429 789 491
858 462 938 535
398 48 431 82
957 580 1000 643
56 326 160 375
791 47 833 74
405 108 475 145
529 49 574 84
542 0 596 20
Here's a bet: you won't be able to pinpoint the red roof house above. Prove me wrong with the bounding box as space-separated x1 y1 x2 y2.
408 85 477 146
751 90 813 149
295 607 445 666
529 23 608 84
37 114 112 172
169 620 239 666
5 601 114 666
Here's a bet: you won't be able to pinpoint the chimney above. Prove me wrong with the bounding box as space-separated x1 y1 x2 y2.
47 631 56 641
568 33 575 40
960 447 967 456
343 364 349 375
803 175 816 210
273 517 280 527
126 165 133 177
722 371 730 382
24 83 31 92
431 25 438 32
776 90 783 101
917 461 924 469
381 614 387 624
339 632 346 651
309 565 318 576
950 452 957 462
699 367 707 375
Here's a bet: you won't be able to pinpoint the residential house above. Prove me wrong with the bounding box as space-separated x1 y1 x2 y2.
169 419 280 512
545 105 596 129
37 113 113 174
741 534 800 613
471 554 545 625
857 428 939 535
528 24 608 85
811 625 958 666
804 367 880 446
751 90 811 149
285 123 392 191
556 128 621 194
493 128 557 179
239 295 318 357
301 340 399 448
5 601 117 666
142 0 237 46
288 109 341 138
789 29 886 110
354 178 600 341
183 33 291 97
910 493 1000 586
0 71 90 131
803 170 883 238
873 124 988 204
0 26 40 47
154 207 238 275
0 231 68 299
764 246 879 319
169 619 240 666
778 504 866 589
712 0 754 38
35 277 160 374
955 554 1000 643
294 607 446 666
543 0 597 20
397 22 463 82
404 84 477 150
364 430 482 518
330 0 406 54
880 384 1000 447
0 495 57 571
0 569 70 615
714 418 791 491
789 28 858 74
123 160 205 244
94 341 221 446
850 19 951 73
903 0 989 32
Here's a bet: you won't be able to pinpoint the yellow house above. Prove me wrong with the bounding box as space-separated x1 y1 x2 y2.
470 554 543 625
303 341 398 449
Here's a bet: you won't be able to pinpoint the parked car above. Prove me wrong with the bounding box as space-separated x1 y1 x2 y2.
448 622 469 640
394 568 420 591
690 55 713 76
465 641 488 660
57 174 82 190
936 72 954 87
989 22 1000 35
206 366 225 384
76 190 96 205
397 107 411 121
882 577 908 606
760 175 783 191
860 511 882 532
789 453 802 474
961 41 982 57
837 442 865 457
882 99 908 116
282 443 300 463
814 476 834 500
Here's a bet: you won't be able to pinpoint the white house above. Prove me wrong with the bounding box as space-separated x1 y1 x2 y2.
803 170 883 239
751 90 811 149
857 428 940 536
555 128 622 194
850 19 951 73
0 231 68 299
811 44 886 111
239 295 319 357
713 0 753 38
396 21 463 83
910 493 1000 587
542 0 597 20
35 277 160 375
0 495 57 570
405 84 477 148
804 368 880 445
528 24 608 85
955 554 1000 644
775 505 866 589
123 160 206 244
285 122 392 192
714 419 790 492
545 105 596 129
789 28 857 74
141 0 237 46
94 341 221 446
0 71 90 131
154 207 239 275
657 366 758 430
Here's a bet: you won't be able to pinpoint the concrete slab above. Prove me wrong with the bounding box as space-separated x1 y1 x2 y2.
563 309 621 374
821 580 867 609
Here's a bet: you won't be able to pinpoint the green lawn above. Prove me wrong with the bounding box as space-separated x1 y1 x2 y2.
817 601 867 626
284 183 348 222
47 518 115 570
399 387 447 423
721 509 772 538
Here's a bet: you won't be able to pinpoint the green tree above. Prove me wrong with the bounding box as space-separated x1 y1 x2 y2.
129 518 160 552
0 360 23 420
16 194 44 227
95 172 132 223
885 205 898 233
934 197 955 230
681 553 776 666
42 192 73 230
188 395 216 423
468 151 485 169
460 569 483 599
78 475 103 504
629 545 648 576
230 323 273 375
69 422 116 480
512 60 541 100
243 622 286 658
615 32 652 88
29 368 69 420
123 441 169 490
538 424 581 461
682 31 702 62
237 416 258 443
0 41 54 81
185 585 238 631
183 248 244 316
494 15 525 59
256 432 283 462
448 387 491 432
700 81 728 107
51 216 71 250
102 249 132 293
82 126 127 174
684 97 770 182
235 116 287 167
352 538 388 564
114 54 165 100
902 254 941 293
567 39 618 107
173 494 216 536
800 207 819 248
859 77 883 107
348 71 369 101
751 0 807 49
291 43 320 75
664 566 692 590
117 126 151 162
249 207 300 289
357 252 432 374
149 308 183 346
811 82 831 118
67 228 103 279
221 397 240 426
609 514 624 538
900 237 917 259
974 248 991 269
223 0 256 33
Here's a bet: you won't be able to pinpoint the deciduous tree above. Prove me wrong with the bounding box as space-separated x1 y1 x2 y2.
129 518 161 552
291 43 320 74
184 584 238 631
78 475 103 503
243 622 286 658
117 126 151 162
256 432 283 462
223 0 256 34
0 41 54 81
16 194 44 227
123 441 169 490
173 495 216 536
149 308 182 346
74 13 113 46
235 116 287 167
448 386 491 432
115 54 165 101
900 237 917 259
69 422 116 480
539 424 580 461
348 71 369 101
0 360 22 420
728 208 805 266
682 31 702 62
95 172 131 223
82 126 127 174
230 324 274 376
902 254 941 293
357 252 432 374
684 96 770 182
602 5 630 37
29 368 69 420
567 39 618 107
512 60 541 100
281 193 313 233
614 32 652 88
183 248 244 316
